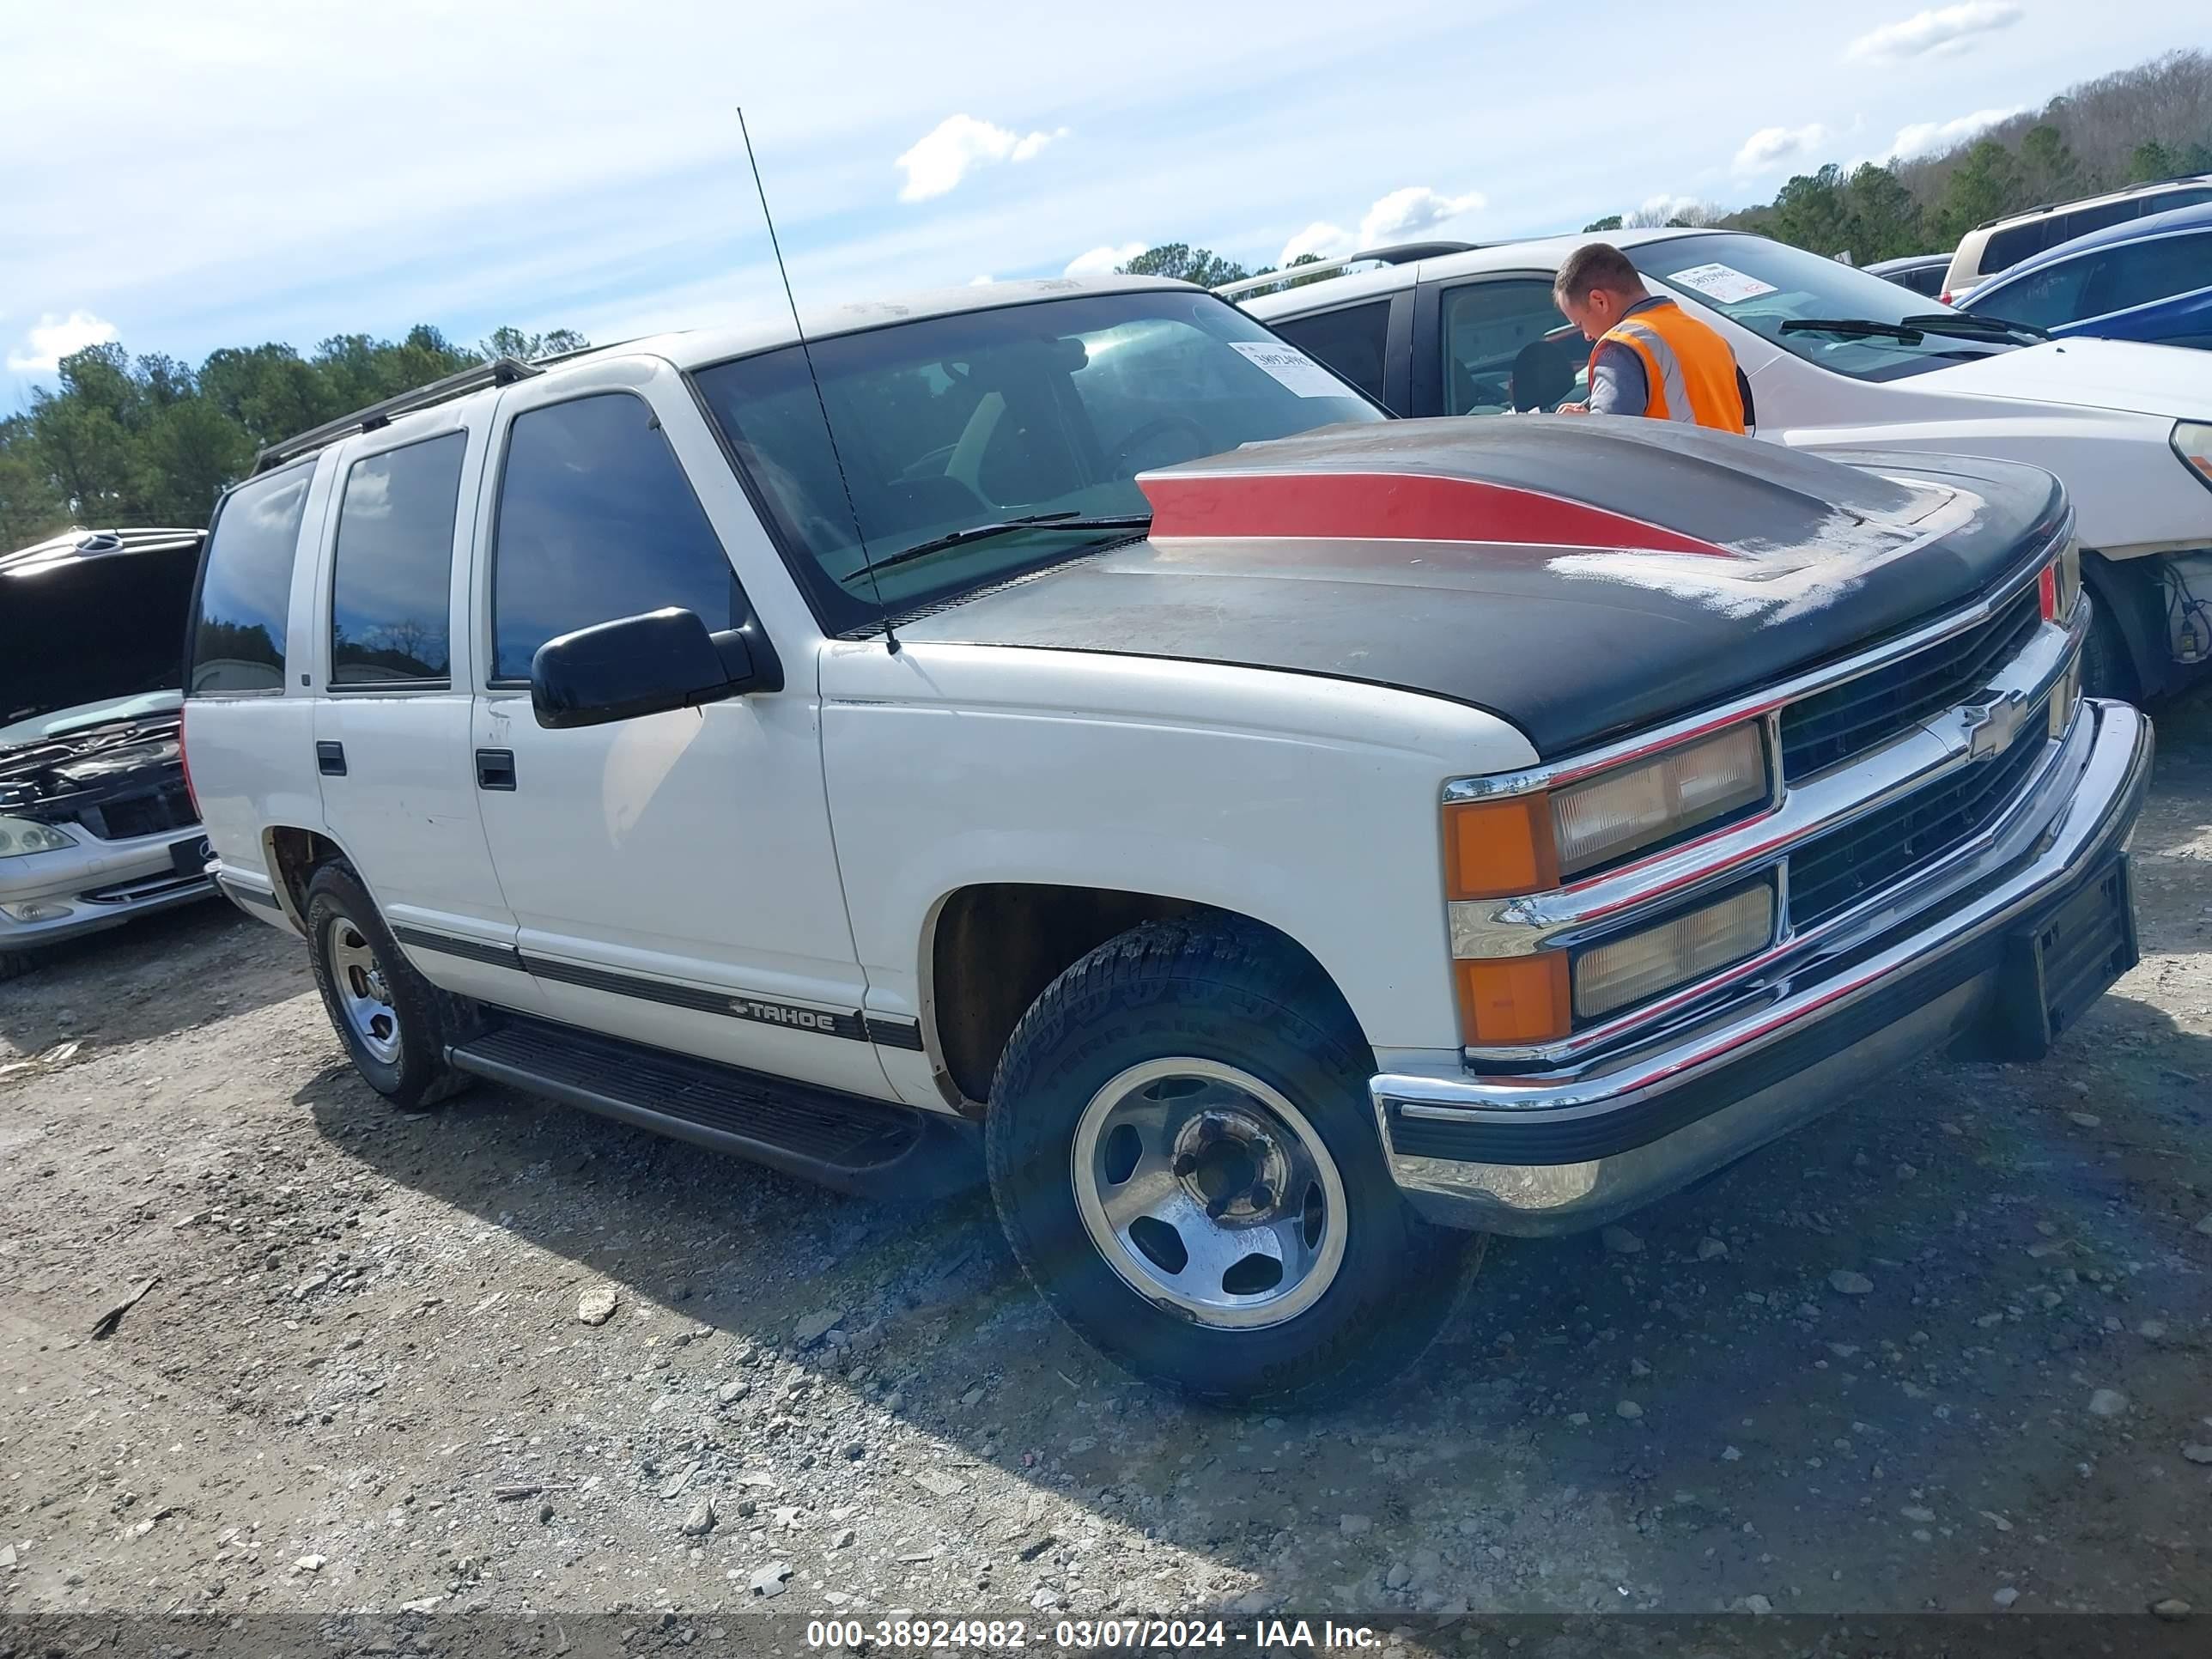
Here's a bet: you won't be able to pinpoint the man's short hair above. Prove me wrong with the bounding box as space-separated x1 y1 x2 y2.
1554 242 1645 302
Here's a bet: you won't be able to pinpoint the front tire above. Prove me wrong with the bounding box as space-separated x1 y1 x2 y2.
985 918 1472 1410
2081 591 2137 703
303 860 473 1111
0 948 36 984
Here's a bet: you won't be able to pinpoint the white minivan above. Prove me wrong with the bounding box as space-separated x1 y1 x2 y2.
1237 229 2212 702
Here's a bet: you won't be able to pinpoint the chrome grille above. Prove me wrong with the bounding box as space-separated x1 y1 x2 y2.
1787 699 2049 931
1779 588 2043 781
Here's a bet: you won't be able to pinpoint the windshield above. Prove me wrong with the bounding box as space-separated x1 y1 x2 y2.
1630 234 2019 382
0 689 183 750
692 290 1382 631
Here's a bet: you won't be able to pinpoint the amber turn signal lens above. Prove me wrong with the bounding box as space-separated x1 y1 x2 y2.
1443 796 1559 901
1455 953 1572 1046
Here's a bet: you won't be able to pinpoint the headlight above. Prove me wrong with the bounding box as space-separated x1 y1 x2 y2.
2174 421 2212 495
1551 723 1770 878
1443 726 1771 902
0 817 76 859
1572 883 1775 1021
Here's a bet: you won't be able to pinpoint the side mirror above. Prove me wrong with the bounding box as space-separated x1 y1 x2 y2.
530 607 780 730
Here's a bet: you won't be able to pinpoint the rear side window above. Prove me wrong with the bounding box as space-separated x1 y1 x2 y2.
1980 222 2046 273
1439 280 1583 414
2087 229 2212 315
1978 256 2099 329
1272 301 1392 404
330 433 465 685
191 463 312 694
489 394 737 683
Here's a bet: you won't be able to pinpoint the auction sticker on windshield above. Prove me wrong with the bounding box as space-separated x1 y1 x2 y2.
1229 340 1350 398
1668 263 1780 305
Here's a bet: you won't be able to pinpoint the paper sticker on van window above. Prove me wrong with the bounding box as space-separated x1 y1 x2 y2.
1668 264 1780 305
1229 340 1352 398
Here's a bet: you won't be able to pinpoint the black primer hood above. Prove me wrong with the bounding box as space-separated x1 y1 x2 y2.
888 420 2066 757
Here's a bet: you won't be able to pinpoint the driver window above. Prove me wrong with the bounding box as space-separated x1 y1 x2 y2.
1440 281 1584 415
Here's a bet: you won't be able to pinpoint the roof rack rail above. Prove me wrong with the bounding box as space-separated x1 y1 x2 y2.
1212 240 1480 300
1971 173 2212 232
252 356 544 475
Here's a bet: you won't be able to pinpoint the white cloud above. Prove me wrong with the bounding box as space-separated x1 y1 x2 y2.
7 310 120 373
1886 105 2024 159
1355 184 1486 246
1846 1 2022 64
1732 122 1832 176
1064 241 1146 276
969 274 994 285
894 114 1067 202
1279 222 1352 264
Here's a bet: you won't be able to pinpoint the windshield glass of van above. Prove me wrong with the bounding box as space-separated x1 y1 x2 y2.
692 290 1381 632
1631 234 2019 382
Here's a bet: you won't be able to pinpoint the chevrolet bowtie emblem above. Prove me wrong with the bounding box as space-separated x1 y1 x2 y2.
1960 689 2031 762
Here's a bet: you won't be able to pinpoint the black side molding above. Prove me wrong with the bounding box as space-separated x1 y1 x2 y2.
389 924 932 1054
392 924 526 973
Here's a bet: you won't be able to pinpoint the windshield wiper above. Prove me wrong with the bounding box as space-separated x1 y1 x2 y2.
1779 313 2047 347
862 512 1152 575
1902 311 2051 343
1778 317 1929 343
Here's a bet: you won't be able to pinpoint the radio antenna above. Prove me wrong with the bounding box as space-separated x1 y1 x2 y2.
736 106 898 653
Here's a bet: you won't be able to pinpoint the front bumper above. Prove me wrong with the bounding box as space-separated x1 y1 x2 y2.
1372 698 2153 1236
0 825 216 952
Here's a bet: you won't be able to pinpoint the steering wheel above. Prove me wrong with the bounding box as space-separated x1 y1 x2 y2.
1107 414 1216 475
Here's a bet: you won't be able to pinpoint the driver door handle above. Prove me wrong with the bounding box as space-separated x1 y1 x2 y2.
475 749 517 792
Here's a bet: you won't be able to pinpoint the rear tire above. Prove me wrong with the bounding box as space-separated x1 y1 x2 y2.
985 917 1473 1410
303 860 474 1111
0 949 36 984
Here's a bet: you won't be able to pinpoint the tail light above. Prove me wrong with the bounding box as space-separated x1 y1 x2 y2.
179 707 200 819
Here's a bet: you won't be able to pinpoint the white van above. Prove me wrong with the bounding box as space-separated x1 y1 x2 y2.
1237 228 2212 702
1942 174 2212 302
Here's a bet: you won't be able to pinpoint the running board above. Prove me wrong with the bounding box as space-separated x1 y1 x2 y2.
446 1013 981 1202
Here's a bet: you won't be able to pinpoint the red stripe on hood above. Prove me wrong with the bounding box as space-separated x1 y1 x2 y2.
1139 471 1735 556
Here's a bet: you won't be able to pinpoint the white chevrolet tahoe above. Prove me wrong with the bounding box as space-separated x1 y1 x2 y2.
1237 228 2212 704
183 276 2150 1407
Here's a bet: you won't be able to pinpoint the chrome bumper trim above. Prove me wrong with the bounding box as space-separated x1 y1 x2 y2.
1373 698 2149 1230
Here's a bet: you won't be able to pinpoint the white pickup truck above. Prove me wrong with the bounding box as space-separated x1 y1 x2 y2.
183 276 2149 1407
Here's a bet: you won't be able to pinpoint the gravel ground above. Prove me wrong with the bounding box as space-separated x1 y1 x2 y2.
1 692 2208 1630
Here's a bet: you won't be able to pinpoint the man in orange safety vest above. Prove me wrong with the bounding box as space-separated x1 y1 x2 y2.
1550 242 1751 434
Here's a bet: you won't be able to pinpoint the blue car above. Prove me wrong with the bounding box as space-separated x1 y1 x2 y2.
1962 201 2212 349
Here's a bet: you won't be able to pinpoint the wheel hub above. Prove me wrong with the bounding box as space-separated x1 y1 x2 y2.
325 915 402 1066
1072 1058 1348 1330
1173 1113 1291 1222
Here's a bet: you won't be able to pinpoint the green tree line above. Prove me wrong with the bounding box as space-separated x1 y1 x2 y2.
2 325 583 550
1691 48 2212 262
